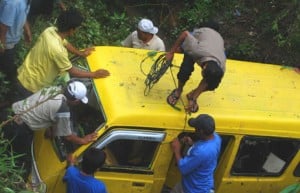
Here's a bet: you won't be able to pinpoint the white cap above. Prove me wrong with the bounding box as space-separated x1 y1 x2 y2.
138 18 158 34
67 81 88 104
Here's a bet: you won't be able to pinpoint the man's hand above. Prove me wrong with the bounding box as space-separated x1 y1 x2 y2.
65 132 97 145
66 153 77 166
82 132 98 144
80 47 95 57
165 52 174 61
171 138 183 162
181 136 194 146
171 138 181 153
92 69 110 78
68 66 110 79
44 127 54 139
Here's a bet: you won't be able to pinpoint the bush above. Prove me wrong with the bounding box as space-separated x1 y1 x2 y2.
0 137 31 193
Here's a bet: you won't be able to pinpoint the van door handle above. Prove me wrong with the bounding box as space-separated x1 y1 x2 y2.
132 182 145 187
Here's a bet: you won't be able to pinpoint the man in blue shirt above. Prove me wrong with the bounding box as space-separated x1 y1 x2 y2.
171 114 222 193
0 0 31 82
64 148 108 193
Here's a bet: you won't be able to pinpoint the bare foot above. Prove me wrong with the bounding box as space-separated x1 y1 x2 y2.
294 67 300 74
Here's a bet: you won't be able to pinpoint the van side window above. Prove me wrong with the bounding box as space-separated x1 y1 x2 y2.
104 139 158 168
231 136 300 176
92 129 165 173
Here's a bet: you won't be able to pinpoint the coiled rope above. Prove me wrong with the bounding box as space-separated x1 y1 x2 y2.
140 51 189 129
141 53 172 96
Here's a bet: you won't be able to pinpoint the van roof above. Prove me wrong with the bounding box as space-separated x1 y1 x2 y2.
87 46 300 138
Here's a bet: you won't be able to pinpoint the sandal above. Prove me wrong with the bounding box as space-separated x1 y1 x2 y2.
186 93 199 113
167 89 181 106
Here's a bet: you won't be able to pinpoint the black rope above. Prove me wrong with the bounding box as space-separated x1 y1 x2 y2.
140 52 190 129
143 54 172 96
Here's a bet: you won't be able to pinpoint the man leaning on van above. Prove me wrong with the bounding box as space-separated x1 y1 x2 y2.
170 114 222 193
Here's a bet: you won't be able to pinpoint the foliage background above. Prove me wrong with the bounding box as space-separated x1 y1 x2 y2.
0 0 299 192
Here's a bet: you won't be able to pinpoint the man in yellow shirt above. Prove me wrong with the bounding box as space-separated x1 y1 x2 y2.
16 9 109 101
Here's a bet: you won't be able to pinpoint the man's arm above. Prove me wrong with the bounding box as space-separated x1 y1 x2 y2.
23 20 32 44
65 43 95 57
171 138 183 163
171 137 202 175
66 153 76 166
67 66 110 79
0 23 8 52
64 132 97 145
165 31 189 61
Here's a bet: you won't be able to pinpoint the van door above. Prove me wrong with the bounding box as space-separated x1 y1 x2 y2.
164 133 235 191
90 128 173 193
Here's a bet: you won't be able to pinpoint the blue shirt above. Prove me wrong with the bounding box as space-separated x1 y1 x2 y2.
63 166 107 193
0 0 30 49
178 133 221 193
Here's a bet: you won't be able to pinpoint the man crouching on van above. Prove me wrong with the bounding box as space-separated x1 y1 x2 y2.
170 114 221 193
3 80 97 177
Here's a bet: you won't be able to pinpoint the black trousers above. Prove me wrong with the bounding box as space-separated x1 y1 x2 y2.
0 47 17 83
177 54 196 84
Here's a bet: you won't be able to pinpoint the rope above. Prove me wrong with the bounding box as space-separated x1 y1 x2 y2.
169 64 189 129
143 54 172 96
140 52 190 130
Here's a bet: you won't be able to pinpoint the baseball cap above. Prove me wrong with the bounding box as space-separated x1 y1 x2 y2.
67 81 88 104
188 114 215 135
138 19 158 34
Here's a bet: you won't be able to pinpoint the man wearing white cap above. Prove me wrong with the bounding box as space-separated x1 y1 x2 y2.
3 80 97 177
11 80 96 143
121 18 165 51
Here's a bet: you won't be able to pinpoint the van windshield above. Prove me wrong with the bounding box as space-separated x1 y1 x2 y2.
52 57 106 161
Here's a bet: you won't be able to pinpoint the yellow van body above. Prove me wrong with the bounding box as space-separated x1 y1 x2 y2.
30 46 300 193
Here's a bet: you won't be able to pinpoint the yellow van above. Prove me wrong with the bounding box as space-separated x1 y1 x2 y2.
29 46 300 193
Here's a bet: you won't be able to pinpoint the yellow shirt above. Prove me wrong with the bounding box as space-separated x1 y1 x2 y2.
17 27 72 92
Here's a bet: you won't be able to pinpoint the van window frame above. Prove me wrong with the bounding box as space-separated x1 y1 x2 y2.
90 128 166 174
231 135 300 177
51 75 107 162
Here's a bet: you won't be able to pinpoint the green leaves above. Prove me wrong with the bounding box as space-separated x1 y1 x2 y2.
0 140 30 193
